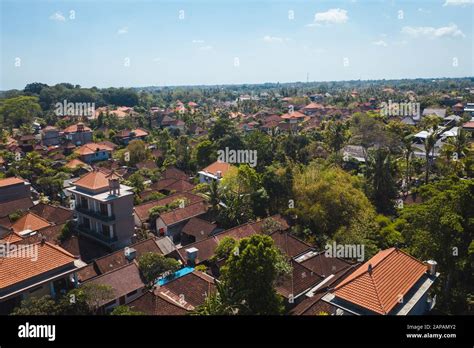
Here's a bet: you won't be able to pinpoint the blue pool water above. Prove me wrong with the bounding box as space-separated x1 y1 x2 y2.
157 266 194 286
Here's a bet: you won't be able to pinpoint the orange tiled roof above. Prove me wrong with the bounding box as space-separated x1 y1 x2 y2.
74 142 113 156
11 212 52 233
333 248 428 315
0 242 76 289
281 111 306 119
0 232 23 244
63 123 92 133
201 161 234 177
303 102 325 110
64 158 88 169
0 177 25 187
74 170 110 190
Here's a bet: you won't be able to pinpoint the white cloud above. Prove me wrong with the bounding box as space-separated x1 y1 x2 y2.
402 24 465 38
152 57 161 62
117 27 128 35
263 35 289 43
372 40 388 47
49 12 66 22
192 39 205 44
443 0 473 6
313 8 348 24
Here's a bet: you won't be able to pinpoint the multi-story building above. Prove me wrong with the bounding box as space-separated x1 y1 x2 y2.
63 123 93 146
0 177 34 218
67 169 135 249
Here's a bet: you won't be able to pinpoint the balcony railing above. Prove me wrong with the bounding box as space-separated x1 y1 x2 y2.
76 205 115 221
77 224 118 243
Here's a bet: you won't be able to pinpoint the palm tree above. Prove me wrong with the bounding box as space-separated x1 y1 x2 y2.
424 128 440 184
449 129 469 160
401 134 414 193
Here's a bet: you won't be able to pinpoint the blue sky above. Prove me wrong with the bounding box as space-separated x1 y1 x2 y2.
1 0 473 89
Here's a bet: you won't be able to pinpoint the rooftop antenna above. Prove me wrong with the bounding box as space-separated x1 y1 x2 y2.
306 72 309 84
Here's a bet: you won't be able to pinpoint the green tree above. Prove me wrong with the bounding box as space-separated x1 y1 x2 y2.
59 284 115 315
194 140 216 168
126 139 147 165
394 178 473 314
219 234 286 315
365 148 398 214
138 252 180 288
0 96 42 128
293 162 378 251
11 295 59 315
110 305 144 315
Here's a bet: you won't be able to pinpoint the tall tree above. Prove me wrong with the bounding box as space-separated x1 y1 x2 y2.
219 234 286 315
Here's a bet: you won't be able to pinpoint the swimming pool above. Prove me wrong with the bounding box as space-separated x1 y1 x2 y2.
156 266 194 286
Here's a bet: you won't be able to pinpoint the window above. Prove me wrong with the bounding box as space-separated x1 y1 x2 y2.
82 217 90 230
80 197 88 209
100 203 108 216
101 224 110 237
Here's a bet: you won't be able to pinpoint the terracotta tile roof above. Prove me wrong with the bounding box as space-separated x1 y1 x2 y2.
64 158 89 169
333 248 428 315
17 224 64 245
0 177 25 187
463 121 474 129
270 231 312 258
159 202 208 226
177 215 290 264
128 289 189 315
97 140 118 150
85 263 145 306
158 270 215 308
177 237 219 264
59 235 110 263
162 167 188 181
74 170 110 190
135 160 158 171
63 123 92 133
93 238 164 275
0 242 76 289
116 128 149 138
302 102 325 110
11 212 52 233
74 142 113 156
77 264 100 282
134 192 204 223
276 260 324 298
164 179 195 193
281 111 306 119
0 232 23 244
0 197 34 218
181 218 216 239
200 161 234 177
29 203 73 225
290 292 338 316
300 252 354 278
